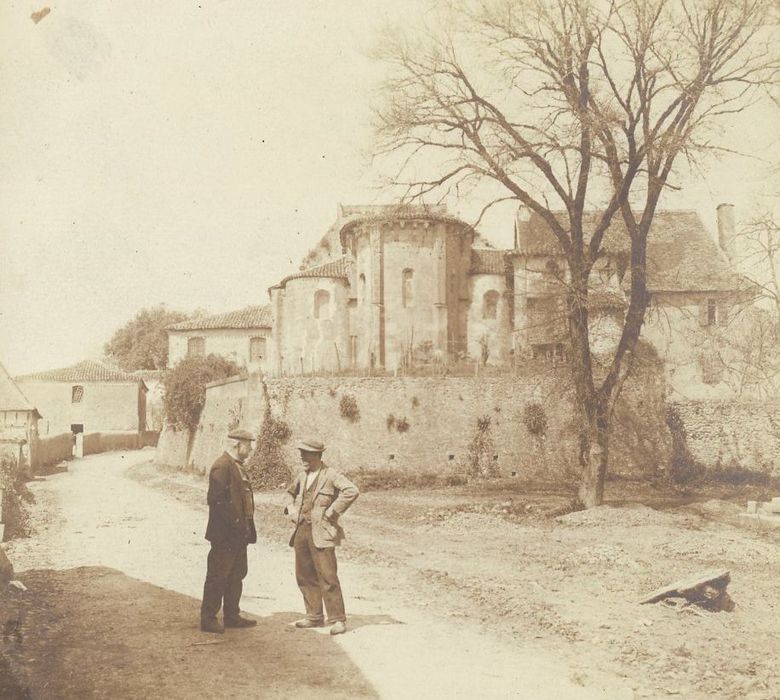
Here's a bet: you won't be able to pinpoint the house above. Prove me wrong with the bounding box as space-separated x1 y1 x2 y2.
0 360 41 467
166 304 272 372
512 204 749 393
15 361 147 436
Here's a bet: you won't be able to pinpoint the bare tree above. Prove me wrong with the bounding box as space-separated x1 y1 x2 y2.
738 208 780 320
373 0 778 506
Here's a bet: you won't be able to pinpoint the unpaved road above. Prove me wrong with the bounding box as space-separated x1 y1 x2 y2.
2 450 629 699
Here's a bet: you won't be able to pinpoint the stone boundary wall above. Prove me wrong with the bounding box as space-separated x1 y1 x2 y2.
32 433 73 472
670 400 780 476
83 432 141 456
156 370 670 481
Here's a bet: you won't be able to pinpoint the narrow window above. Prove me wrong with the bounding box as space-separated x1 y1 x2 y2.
314 290 330 319
249 336 266 362
707 299 717 326
187 337 205 358
358 273 366 304
402 269 414 308
483 290 499 319
71 385 84 403
349 335 358 367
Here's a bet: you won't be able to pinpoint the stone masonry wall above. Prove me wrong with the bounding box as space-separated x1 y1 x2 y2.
156 368 670 482
670 400 780 476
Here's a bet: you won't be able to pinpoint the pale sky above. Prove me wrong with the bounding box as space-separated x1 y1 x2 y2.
1 1 777 376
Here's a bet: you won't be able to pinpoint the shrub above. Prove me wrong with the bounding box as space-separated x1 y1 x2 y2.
395 417 410 433
523 402 548 437
339 393 360 422
464 415 499 479
1 455 33 541
245 412 293 489
386 414 396 431
163 355 241 431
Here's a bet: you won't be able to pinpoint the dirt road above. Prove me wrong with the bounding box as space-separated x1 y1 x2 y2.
2 450 628 699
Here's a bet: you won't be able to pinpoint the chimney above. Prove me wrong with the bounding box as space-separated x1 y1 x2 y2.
716 203 736 259
514 205 531 249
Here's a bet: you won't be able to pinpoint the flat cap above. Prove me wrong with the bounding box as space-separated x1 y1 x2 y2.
227 429 256 442
296 437 325 452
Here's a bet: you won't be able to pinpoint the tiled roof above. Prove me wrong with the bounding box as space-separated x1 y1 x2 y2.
470 249 509 275
130 369 166 381
16 360 140 384
515 210 742 292
0 361 40 414
338 203 449 219
273 257 351 290
588 289 629 311
167 305 272 331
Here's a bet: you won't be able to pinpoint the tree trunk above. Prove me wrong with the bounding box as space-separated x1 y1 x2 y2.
577 415 610 508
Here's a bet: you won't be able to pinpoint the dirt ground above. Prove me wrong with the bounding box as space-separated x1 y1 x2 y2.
2 451 779 699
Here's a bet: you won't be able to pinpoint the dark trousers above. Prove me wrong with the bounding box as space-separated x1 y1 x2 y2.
294 522 346 623
201 544 248 621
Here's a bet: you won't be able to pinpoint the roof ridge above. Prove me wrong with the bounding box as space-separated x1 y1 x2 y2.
167 304 272 331
0 360 39 412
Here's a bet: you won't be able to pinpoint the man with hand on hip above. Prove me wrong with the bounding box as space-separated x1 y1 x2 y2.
200 429 258 634
284 438 359 635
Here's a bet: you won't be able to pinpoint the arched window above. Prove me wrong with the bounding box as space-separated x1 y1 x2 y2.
483 290 499 320
314 290 330 319
402 269 414 308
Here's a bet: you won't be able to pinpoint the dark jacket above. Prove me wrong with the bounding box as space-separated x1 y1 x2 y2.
205 452 257 547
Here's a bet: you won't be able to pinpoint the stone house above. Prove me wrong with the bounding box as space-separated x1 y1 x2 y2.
0 360 41 468
512 204 749 396
167 304 272 372
15 361 147 436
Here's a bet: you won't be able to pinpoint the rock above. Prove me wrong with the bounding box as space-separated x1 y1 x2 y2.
8 579 27 592
640 569 734 611
0 545 13 584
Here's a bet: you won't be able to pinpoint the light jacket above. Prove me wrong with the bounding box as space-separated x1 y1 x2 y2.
285 465 359 548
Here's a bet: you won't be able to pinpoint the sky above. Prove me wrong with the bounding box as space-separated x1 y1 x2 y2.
1 0 777 376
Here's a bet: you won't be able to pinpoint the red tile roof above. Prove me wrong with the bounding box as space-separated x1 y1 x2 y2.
272 257 351 290
515 210 742 292
167 305 272 331
470 249 509 275
15 360 142 384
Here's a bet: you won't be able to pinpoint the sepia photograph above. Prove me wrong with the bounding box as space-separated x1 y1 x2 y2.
1 1 779 698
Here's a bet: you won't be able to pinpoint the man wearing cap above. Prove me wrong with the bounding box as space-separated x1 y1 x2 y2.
284 438 359 635
200 429 258 634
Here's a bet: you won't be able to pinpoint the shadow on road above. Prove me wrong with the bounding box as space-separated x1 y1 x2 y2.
0 566 378 699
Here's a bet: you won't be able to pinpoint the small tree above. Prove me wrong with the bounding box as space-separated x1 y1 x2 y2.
245 411 293 489
163 355 241 431
104 304 191 371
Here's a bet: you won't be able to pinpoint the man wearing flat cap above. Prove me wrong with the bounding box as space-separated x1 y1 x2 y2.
284 438 359 635
200 429 258 633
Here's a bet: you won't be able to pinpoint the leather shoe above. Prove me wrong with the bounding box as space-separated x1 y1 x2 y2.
294 618 324 629
200 618 224 634
224 616 257 628
329 621 347 635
